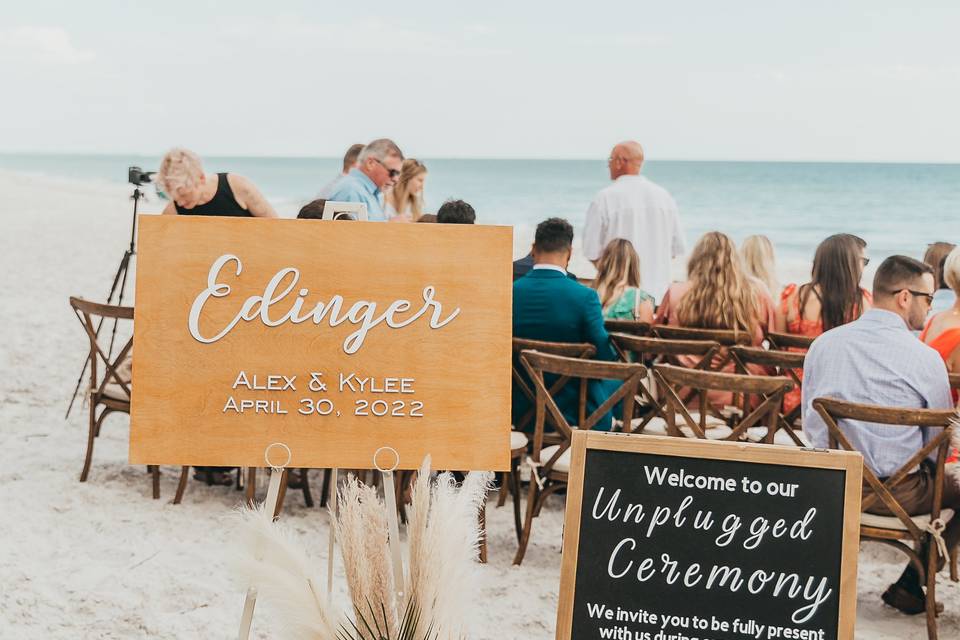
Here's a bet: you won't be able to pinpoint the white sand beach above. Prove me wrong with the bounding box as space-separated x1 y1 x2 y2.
1 170 957 639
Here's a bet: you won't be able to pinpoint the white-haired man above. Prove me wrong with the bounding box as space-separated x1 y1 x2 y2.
326 139 404 221
582 141 684 303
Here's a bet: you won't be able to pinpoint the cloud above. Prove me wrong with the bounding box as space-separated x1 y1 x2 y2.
0 26 95 64
571 33 669 48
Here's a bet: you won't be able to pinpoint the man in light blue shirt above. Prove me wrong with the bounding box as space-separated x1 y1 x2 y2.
325 139 403 221
802 255 955 614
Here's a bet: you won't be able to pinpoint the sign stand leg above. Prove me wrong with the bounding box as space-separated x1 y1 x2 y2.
374 447 405 602
238 443 290 640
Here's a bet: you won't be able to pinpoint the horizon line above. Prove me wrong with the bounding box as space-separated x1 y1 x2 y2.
1 149 960 166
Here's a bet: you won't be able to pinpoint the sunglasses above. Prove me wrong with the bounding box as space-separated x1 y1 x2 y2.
372 158 400 178
892 289 934 304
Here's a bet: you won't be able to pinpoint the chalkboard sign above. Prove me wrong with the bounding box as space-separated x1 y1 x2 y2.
556 432 862 640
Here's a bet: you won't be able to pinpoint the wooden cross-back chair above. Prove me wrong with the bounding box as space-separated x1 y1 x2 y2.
603 319 651 337
812 398 957 640
949 372 960 397
651 324 754 346
511 338 597 435
70 296 166 499
729 345 808 446
652 363 793 442
766 331 815 351
513 350 646 565
609 332 724 435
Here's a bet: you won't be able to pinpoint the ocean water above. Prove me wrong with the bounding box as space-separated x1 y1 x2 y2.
2 153 958 283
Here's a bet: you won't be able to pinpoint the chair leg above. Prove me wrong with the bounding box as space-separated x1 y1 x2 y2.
80 404 100 482
245 468 256 506
320 469 332 508
150 465 160 499
925 540 939 640
173 466 189 504
509 456 523 544
512 478 541 565
299 469 314 508
950 546 958 583
478 501 488 564
496 471 508 508
273 469 289 518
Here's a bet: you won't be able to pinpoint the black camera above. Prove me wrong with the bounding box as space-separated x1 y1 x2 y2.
128 166 155 186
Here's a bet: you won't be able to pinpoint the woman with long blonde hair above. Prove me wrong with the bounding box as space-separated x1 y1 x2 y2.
658 232 773 338
384 158 427 221
593 239 655 322
740 234 779 298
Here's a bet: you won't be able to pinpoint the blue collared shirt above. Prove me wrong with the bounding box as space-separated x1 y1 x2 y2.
801 308 953 477
324 169 385 220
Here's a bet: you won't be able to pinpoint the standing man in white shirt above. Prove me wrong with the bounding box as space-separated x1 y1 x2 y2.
582 141 685 303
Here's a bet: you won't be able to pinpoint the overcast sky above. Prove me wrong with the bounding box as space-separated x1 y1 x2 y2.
3 1 960 161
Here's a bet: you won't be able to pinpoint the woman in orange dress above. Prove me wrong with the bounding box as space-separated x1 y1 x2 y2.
656 231 775 408
920 247 960 404
775 234 872 415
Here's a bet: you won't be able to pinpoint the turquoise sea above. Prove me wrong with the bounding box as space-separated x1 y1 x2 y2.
2 153 957 281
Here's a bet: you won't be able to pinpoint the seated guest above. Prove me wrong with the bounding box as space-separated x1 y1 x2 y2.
802 255 955 614
775 233 872 414
593 239 655 321
416 214 437 223
325 139 404 221
924 241 957 315
513 218 617 431
436 199 476 224
514 251 577 281
156 148 277 217
921 247 960 397
384 159 428 222
740 234 779 299
297 199 326 219
318 143 364 198
656 232 774 397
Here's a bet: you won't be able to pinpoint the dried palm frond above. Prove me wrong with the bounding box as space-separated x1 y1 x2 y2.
332 475 398 637
406 461 493 639
228 503 338 640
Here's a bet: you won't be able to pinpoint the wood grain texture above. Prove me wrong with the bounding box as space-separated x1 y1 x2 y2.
130 216 513 470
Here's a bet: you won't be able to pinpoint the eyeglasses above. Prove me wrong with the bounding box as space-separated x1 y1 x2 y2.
891 289 934 304
372 158 400 178
861 257 870 267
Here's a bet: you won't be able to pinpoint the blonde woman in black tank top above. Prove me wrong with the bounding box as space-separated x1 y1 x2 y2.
156 148 278 218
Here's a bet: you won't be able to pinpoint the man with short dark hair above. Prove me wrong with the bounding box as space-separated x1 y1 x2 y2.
297 199 326 219
318 143 365 198
436 199 476 224
802 255 955 615
512 217 617 430
325 139 404 221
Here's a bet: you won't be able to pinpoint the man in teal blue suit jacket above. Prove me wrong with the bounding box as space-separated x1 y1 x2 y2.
512 218 618 432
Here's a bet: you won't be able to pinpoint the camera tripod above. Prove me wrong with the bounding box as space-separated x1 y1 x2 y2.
65 186 144 419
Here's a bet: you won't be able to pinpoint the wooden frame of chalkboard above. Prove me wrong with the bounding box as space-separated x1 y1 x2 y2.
556 431 862 640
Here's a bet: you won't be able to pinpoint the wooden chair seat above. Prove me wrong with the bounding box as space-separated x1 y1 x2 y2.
860 509 955 533
539 444 572 473
746 426 810 447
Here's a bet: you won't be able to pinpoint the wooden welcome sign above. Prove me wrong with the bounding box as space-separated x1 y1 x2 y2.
557 432 862 640
130 216 512 470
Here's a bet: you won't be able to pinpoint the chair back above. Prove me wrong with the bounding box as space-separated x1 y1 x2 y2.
730 345 807 439
812 397 956 540
652 324 753 346
949 372 960 396
653 363 793 441
70 296 134 405
767 331 815 351
604 319 651 337
609 332 722 432
512 338 596 432
519 350 646 475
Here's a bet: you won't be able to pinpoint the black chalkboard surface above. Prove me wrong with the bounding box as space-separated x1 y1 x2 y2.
556 432 862 640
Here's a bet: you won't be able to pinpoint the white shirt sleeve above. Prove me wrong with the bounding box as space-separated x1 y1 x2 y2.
582 196 606 261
